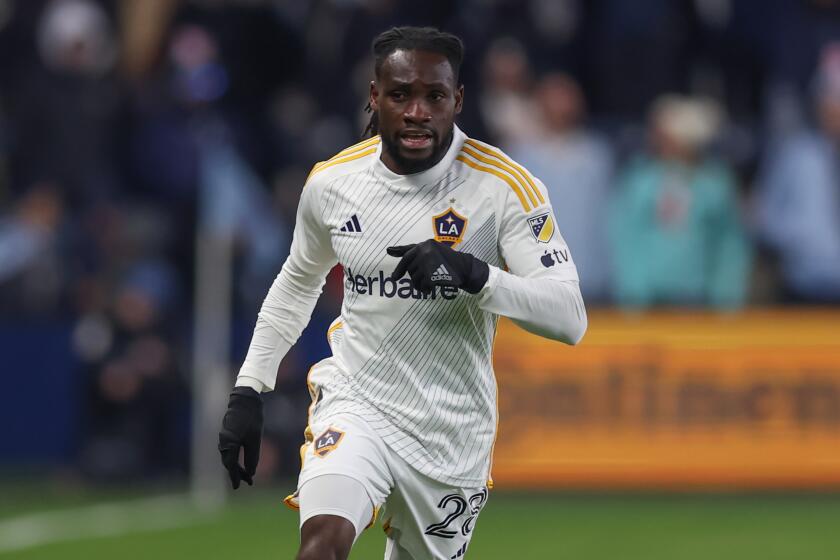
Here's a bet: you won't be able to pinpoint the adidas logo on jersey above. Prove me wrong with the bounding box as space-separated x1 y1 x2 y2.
340 214 362 233
430 264 452 282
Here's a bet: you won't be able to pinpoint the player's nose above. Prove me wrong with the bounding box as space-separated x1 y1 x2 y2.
403 99 431 123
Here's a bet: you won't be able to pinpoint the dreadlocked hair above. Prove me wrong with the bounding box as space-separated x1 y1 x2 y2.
362 26 465 139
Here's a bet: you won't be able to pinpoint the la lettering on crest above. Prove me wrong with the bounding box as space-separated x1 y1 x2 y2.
314 427 345 458
439 221 459 235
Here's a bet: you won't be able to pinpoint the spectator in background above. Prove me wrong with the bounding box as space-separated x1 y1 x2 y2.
9 0 121 207
508 73 613 301
0 184 67 314
78 257 189 480
608 94 751 309
479 37 541 145
129 23 289 311
754 45 840 303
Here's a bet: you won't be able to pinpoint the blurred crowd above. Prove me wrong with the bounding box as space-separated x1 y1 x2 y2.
1 0 839 480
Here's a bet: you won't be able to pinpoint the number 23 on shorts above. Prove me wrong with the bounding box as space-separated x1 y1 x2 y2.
424 487 488 539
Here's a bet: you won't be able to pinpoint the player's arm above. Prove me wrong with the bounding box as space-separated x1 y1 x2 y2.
219 175 337 489
388 180 586 345
235 177 337 391
477 261 586 344
476 179 586 344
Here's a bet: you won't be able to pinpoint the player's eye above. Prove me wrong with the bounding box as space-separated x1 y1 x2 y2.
389 91 407 101
429 92 445 102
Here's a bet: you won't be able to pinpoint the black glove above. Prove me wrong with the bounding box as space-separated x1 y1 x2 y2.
218 386 263 489
387 239 489 295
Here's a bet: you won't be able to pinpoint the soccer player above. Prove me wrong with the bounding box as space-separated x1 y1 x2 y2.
219 26 587 560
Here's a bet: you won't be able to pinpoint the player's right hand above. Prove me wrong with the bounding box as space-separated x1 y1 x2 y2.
218 387 263 489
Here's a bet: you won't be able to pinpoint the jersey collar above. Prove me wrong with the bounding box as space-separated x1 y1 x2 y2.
371 125 467 190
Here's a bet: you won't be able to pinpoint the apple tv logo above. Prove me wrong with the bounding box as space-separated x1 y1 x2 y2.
540 249 569 268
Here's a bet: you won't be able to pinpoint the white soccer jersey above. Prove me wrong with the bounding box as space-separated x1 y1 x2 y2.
237 125 586 486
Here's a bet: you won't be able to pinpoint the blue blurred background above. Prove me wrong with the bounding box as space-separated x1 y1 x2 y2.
1 1 840 557
3 0 840 482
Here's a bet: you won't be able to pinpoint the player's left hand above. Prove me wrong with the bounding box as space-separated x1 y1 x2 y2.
387 239 489 295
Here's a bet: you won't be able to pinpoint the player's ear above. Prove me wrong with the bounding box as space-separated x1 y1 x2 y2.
370 80 379 111
454 84 464 115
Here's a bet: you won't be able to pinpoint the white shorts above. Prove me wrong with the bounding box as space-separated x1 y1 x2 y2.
285 412 489 559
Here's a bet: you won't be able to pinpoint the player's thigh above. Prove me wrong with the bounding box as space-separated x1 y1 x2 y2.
292 413 393 531
381 462 489 559
299 474 372 543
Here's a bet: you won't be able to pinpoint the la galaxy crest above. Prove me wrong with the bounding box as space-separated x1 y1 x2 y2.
314 427 344 458
433 207 467 247
527 211 555 243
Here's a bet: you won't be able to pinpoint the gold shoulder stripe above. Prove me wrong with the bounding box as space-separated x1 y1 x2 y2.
460 145 538 208
464 139 545 205
456 153 531 211
305 137 380 185
306 161 326 183
345 134 380 151
331 135 380 160
309 147 378 178
313 136 380 174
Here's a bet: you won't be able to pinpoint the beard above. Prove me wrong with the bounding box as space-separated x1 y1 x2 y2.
380 127 454 175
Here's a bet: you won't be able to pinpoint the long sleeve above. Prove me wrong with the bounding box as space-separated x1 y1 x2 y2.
479 176 587 344
478 267 587 343
236 179 337 391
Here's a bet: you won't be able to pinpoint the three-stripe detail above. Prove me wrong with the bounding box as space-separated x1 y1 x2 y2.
431 264 452 281
451 542 468 559
307 136 380 181
456 139 544 212
340 214 362 233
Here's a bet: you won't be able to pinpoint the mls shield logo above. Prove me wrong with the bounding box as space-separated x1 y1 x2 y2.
314 427 345 458
433 208 468 247
527 212 555 243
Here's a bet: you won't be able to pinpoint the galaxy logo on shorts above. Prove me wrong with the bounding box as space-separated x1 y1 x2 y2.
314 427 345 458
